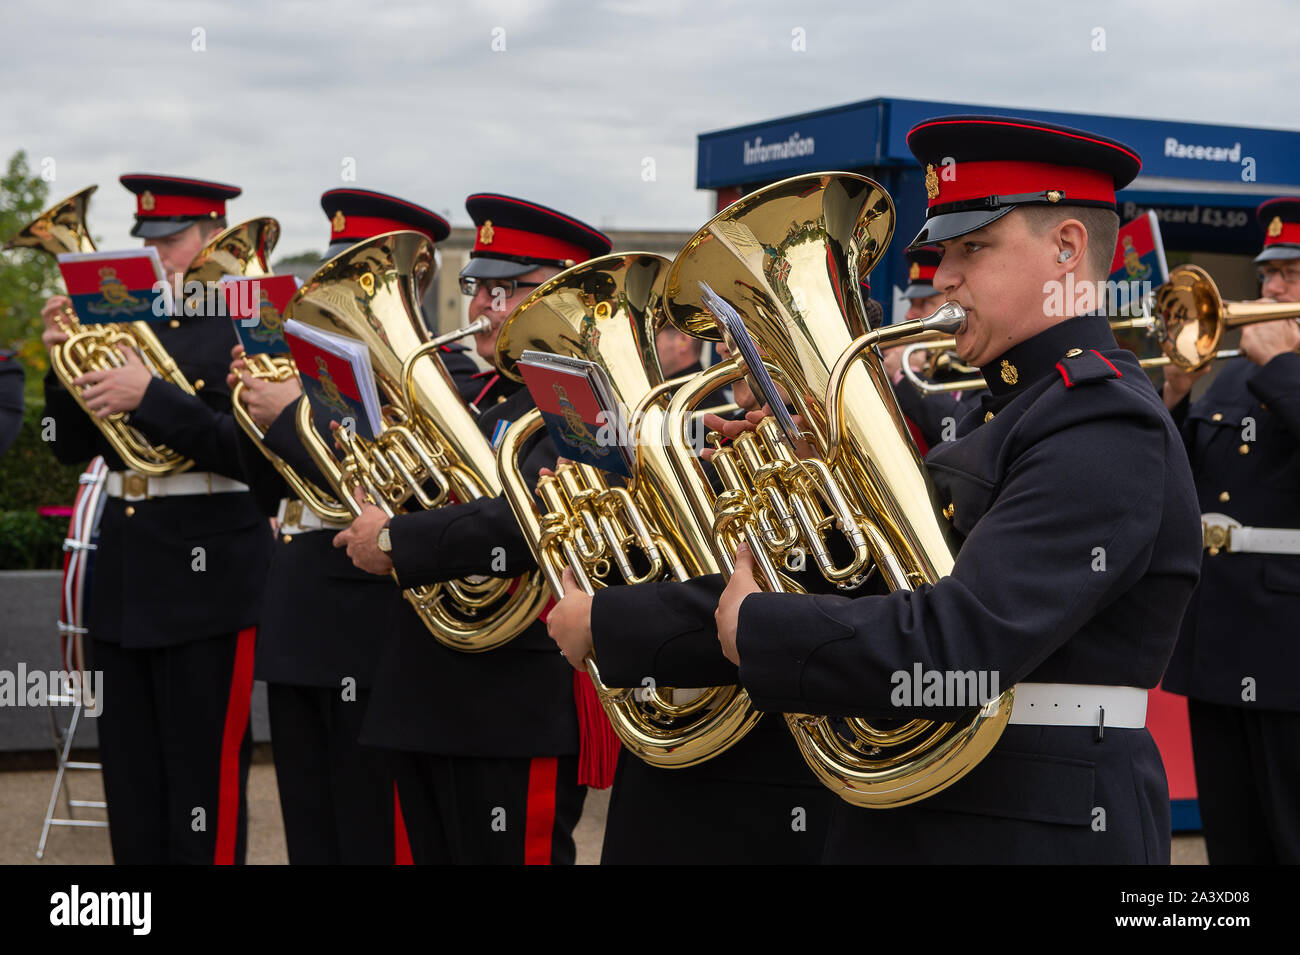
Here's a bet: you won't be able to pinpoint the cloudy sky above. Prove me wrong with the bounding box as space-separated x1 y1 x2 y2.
3 0 1297 257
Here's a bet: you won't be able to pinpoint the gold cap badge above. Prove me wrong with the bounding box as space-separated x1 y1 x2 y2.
909 262 921 280
332 211 346 233
478 220 495 245
140 190 155 212
924 164 940 201
1000 359 1019 386
1268 216 1284 238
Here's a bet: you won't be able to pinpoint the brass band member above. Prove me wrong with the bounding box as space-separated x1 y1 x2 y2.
228 190 477 863
335 194 613 865
712 117 1203 864
1161 196 1300 864
38 175 274 864
545 338 837 864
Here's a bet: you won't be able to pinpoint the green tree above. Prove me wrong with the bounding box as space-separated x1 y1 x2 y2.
0 151 59 379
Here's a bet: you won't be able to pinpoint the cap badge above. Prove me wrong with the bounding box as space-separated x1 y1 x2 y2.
909 262 921 281
140 191 155 212
924 165 940 201
478 220 495 245
1000 359 1019 386
332 211 346 234
1268 216 1283 238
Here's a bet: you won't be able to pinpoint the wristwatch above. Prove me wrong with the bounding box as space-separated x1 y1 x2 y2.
377 519 392 554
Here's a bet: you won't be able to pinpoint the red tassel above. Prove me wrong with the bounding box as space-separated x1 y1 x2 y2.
573 669 621 789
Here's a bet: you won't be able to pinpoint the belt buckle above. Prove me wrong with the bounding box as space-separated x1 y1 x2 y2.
123 472 148 500
283 499 304 529
1203 519 1234 556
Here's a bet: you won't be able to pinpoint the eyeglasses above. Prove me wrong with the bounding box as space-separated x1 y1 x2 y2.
1256 265 1300 285
459 277 545 298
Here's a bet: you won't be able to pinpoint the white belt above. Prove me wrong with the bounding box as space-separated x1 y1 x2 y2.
1202 512 1300 555
1008 683 1147 729
276 498 349 535
105 470 249 501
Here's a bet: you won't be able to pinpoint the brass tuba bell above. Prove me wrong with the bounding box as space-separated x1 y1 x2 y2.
661 172 1014 807
494 252 762 766
4 185 196 476
286 230 550 651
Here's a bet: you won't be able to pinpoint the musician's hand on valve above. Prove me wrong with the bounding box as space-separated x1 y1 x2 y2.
76 344 151 417
225 344 247 391
238 372 302 430
40 295 71 349
716 542 761 666
333 487 392 575
547 566 593 672
1240 318 1300 367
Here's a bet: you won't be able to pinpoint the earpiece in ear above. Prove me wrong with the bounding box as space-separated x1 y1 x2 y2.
1058 250 1073 262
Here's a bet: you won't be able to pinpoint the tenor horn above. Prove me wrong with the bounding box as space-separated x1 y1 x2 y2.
5 186 194 475
493 252 762 765
661 172 1014 807
286 230 550 652
194 218 351 522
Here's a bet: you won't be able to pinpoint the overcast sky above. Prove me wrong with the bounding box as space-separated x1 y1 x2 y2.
3 0 1297 257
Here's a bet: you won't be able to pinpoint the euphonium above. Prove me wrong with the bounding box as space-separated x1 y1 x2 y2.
285 230 549 651
661 172 1014 807
4 185 194 475
493 252 762 766
195 218 350 521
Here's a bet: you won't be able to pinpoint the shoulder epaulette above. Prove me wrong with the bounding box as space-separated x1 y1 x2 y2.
1055 348 1122 388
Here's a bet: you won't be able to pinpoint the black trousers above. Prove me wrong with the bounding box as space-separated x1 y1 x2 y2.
90 631 255 865
1187 699 1300 864
390 751 586 864
267 683 398 865
601 749 831 864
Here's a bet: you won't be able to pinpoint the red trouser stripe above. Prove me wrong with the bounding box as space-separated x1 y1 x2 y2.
214 627 256 865
523 757 558 865
394 783 413 865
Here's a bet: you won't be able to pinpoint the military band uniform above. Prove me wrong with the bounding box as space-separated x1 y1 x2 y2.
592 579 836 864
1162 197 1300 864
232 189 480 864
361 372 586 864
355 194 613 864
725 118 1203 864
583 398 834 864
41 175 273 864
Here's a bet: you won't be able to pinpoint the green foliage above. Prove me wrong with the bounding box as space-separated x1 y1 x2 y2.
0 151 59 376
0 401 84 569
0 509 68 570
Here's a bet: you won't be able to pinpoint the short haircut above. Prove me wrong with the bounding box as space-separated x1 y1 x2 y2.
197 216 228 239
1018 205 1119 282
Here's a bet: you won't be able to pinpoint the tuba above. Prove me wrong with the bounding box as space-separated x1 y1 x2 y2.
660 172 1014 807
494 252 762 766
4 186 195 475
193 218 350 521
286 230 550 651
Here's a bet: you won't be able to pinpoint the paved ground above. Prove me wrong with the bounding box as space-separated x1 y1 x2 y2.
0 746 608 865
1 749 1203 865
